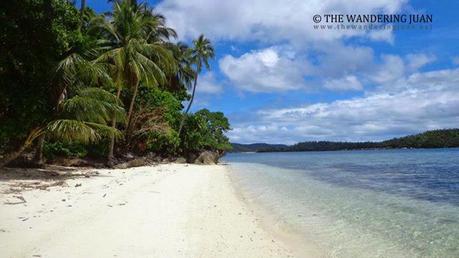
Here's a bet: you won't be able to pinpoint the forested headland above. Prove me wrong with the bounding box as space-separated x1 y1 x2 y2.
0 0 231 168
231 129 459 152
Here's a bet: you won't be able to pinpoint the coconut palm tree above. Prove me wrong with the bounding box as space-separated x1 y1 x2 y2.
32 25 113 166
47 87 125 143
164 42 195 100
0 87 125 168
178 35 215 135
94 0 176 163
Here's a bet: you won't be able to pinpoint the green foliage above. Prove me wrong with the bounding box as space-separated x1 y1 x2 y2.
86 140 110 158
163 42 195 101
0 0 231 166
191 35 215 73
94 1 176 97
147 131 180 155
179 35 215 132
62 87 126 124
240 129 459 153
180 109 231 153
0 0 81 152
134 87 181 154
382 129 459 148
44 141 88 160
46 87 125 144
44 139 109 160
137 87 182 126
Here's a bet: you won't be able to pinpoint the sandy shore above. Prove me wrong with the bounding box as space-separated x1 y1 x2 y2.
0 164 294 258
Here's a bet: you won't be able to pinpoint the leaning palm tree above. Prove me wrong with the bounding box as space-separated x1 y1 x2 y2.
94 0 176 162
178 35 215 135
47 87 125 143
163 42 195 100
32 26 112 166
0 88 125 168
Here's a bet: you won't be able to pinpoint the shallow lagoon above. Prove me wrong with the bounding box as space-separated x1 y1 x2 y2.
225 149 459 257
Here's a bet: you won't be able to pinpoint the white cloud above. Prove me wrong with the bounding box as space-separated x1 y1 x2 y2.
368 29 394 43
324 75 363 91
312 43 375 78
197 72 223 94
369 53 436 87
406 54 436 71
155 0 456 144
370 54 405 84
405 68 459 90
220 46 439 93
228 68 459 143
157 0 407 44
157 0 422 95
219 47 309 92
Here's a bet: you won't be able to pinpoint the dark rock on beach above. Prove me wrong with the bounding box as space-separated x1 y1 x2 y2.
194 151 221 165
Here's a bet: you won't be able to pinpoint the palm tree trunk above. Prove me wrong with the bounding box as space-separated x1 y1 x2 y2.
107 122 117 165
80 0 86 12
178 74 198 135
185 75 198 114
0 144 29 168
125 82 139 139
33 134 45 167
107 87 122 165
0 128 42 168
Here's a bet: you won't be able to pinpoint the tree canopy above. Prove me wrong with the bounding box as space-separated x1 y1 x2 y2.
231 129 459 153
0 0 231 167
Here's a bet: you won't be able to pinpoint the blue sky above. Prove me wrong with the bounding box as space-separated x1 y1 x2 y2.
84 0 459 144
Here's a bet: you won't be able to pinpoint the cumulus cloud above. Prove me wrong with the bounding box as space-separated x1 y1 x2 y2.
228 68 459 143
370 54 405 84
219 47 309 92
196 72 223 94
368 53 436 87
312 43 375 78
157 0 407 44
324 75 363 91
406 54 436 71
219 45 438 93
157 0 416 94
155 0 455 144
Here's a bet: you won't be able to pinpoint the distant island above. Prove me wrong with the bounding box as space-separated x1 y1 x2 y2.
230 129 459 153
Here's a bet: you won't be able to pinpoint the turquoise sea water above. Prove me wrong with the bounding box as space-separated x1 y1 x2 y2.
223 149 459 257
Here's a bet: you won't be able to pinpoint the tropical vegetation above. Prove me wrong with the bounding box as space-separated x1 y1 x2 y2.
0 0 231 168
231 129 459 152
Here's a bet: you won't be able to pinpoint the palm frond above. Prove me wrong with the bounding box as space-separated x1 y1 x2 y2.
47 120 102 143
192 34 215 73
61 87 126 123
78 87 123 105
46 120 122 144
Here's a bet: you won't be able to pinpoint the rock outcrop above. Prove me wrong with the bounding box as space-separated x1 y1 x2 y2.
174 157 187 164
194 151 221 165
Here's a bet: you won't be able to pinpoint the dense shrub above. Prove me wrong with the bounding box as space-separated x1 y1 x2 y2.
44 141 88 160
180 109 231 154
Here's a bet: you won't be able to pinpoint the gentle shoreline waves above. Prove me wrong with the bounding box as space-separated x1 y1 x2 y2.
225 148 459 258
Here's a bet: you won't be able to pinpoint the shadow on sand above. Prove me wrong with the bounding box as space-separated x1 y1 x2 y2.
0 165 108 195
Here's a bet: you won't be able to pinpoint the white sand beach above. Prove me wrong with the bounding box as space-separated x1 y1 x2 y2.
0 164 295 258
